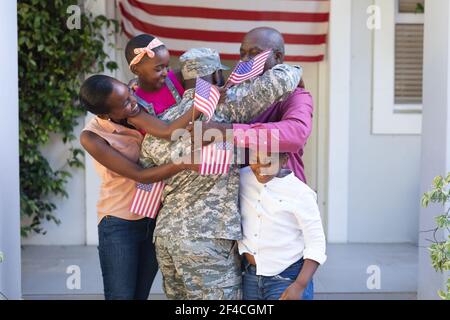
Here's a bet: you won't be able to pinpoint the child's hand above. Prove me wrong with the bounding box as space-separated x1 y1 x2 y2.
128 78 139 92
279 282 304 300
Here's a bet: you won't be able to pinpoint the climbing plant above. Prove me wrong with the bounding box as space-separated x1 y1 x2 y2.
18 0 119 237
416 2 424 13
421 173 450 300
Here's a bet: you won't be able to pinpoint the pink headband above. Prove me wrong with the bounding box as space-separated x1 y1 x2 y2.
129 37 164 68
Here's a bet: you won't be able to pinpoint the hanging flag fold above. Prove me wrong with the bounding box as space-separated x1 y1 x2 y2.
118 0 330 62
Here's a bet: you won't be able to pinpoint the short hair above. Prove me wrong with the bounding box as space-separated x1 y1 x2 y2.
125 34 167 64
79 75 116 115
245 27 285 56
279 152 289 162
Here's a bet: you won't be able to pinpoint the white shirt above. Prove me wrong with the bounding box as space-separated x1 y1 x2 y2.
238 166 327 276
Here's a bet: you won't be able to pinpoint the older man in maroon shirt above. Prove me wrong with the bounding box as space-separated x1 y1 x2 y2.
204 27 313 183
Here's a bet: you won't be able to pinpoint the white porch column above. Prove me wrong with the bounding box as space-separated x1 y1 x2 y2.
327 0 352 242
84 0 118 245
0 1 22 299
418 0 450 300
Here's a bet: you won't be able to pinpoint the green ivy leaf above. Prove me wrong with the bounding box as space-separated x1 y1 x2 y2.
423 173 450 299
19 0 119 237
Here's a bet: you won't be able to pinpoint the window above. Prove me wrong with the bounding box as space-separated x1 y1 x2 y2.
395 0 424 112
372 0 424 134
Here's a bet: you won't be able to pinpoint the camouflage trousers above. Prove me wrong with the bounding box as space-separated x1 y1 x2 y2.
155 236 242 300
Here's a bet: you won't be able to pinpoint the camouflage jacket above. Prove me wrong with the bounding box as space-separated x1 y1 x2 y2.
140 64 302 240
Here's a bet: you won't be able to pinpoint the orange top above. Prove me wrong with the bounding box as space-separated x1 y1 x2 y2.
83 117 145 224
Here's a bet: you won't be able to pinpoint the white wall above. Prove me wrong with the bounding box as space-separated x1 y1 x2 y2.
21 124 86 246
327 0 351 242
347 0 421 243
418 0 450 299
0 0 22 299
85 0 118 245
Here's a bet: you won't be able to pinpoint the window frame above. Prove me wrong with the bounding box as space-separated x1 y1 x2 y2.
372 0 424 134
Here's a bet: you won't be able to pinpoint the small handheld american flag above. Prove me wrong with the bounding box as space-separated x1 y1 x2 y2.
200 141 234 175
129 181 165 219
226 50 271 85
194 77 220 122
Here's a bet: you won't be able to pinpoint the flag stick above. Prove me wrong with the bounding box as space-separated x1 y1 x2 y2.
224 62 239 88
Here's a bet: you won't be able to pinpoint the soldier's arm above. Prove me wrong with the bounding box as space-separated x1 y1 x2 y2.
127 105 201 140
215 64 302 123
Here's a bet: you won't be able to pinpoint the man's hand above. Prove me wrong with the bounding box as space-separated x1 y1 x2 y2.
186 121 233 147
279 282 305 300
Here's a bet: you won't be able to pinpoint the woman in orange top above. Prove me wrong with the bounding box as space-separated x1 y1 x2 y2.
79 36 198 300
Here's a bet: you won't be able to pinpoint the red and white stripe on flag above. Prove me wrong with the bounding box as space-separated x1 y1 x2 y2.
200 142 234 175
118 0 330 62
194 78 220 121
130 181 165 219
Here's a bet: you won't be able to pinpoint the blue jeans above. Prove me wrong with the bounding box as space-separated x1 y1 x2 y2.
98 216 158 300
242 257 314 300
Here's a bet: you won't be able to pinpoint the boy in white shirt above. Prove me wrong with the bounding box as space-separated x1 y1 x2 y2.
238 153 326 300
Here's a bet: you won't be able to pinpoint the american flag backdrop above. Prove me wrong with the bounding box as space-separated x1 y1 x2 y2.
129 181 165 218
118 0 330 62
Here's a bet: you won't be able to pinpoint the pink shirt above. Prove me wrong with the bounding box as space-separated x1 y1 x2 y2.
233 88 313 183
135 70 184 115
83 117 144 223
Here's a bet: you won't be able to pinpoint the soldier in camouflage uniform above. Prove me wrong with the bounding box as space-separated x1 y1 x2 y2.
139 48 302 300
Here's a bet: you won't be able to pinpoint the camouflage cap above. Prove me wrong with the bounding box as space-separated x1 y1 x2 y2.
180 48 230 80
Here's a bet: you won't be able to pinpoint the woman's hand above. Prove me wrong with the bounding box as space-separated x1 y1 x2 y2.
183 163 201 172
177 147 202 173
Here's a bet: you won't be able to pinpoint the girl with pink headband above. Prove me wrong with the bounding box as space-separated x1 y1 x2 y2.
125 34 185 118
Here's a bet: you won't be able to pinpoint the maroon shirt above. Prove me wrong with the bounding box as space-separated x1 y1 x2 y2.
232 88 314 183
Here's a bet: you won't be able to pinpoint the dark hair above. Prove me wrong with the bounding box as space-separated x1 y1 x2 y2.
125 34 166 64
279 152 289 162
79 75 116 115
